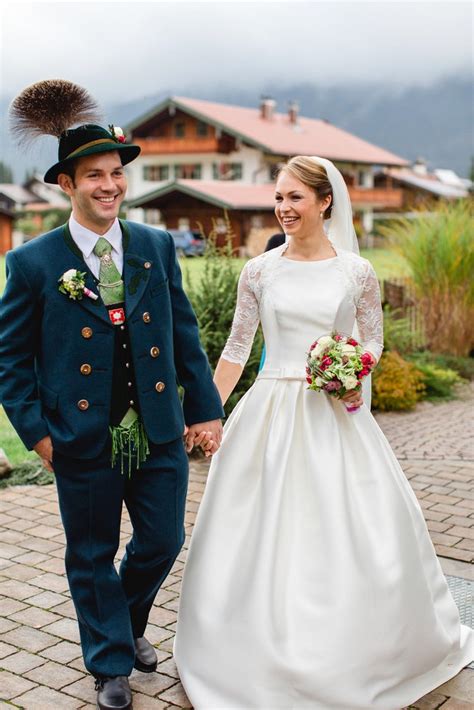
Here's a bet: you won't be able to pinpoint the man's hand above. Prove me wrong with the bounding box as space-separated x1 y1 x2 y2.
185 420 223 457
33 435 54 473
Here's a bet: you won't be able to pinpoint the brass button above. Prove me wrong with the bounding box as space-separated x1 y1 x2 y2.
142 312 151 323
150 346 160 358
77 399 89 411
155 381 165 393
144 261 151 269
81 327 93 339
80 363 92 376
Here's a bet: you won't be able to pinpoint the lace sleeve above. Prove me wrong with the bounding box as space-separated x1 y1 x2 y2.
356 261 384 363
221 261 260 367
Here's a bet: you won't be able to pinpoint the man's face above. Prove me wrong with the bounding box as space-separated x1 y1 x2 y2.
58 151 127 233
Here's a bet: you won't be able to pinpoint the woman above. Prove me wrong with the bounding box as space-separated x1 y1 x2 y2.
174 156 473 709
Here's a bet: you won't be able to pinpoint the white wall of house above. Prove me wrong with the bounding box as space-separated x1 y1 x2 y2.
126 144 270 200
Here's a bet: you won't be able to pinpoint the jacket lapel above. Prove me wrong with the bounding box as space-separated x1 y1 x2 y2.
121 220 153 318
61 224 113 327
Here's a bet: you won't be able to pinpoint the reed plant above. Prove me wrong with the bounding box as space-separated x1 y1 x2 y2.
383 201 474 356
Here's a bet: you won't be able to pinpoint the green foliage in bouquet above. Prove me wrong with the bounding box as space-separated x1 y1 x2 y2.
372 351 426 411
184 221 263 416
382 201 474 356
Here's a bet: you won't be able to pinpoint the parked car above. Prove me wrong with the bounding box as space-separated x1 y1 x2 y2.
167 229 206 257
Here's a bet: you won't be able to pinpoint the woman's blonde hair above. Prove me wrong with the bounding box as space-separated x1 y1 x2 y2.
278 156 333 219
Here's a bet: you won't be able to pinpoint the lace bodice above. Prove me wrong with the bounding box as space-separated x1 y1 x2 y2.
221 243 384 368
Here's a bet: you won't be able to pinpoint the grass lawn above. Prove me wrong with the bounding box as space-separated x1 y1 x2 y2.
0 246 409 468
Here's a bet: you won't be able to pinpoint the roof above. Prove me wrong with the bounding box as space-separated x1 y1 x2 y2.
0 184 40 204
127 180 276 210
127 96 409 167
387 169 469 199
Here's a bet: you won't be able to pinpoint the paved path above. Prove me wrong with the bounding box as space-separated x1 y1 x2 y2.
0 387 473 708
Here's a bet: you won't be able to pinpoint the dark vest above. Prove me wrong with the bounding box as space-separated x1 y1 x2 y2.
105 302 140 427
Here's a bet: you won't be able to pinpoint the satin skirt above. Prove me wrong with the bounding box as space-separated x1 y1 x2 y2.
174 376 473 709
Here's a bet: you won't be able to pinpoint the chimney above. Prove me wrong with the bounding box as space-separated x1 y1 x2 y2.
412 157 428 176
288 100 299 124
260 96 276 121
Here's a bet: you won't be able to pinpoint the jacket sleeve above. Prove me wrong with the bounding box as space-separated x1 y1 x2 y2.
0 251 50 449
166 234 224 424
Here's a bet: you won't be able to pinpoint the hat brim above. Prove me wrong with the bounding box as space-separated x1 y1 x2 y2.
44 142 141 184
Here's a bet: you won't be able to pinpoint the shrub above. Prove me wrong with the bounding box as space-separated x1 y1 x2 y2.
411 361 463 399
184 232 263 417
372 351 426 411
407 351 474 381
383 305 423 354
382 201 474 356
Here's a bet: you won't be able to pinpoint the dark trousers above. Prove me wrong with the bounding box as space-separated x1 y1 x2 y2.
53 437 188 678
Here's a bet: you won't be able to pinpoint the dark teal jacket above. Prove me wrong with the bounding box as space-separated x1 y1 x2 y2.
0 221 224 458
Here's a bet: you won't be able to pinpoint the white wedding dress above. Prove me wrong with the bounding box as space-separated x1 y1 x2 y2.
174 243 473 710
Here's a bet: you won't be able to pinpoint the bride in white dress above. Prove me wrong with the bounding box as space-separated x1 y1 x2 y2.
174 156 473 709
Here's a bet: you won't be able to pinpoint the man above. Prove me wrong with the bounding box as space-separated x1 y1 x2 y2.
0 80 223 710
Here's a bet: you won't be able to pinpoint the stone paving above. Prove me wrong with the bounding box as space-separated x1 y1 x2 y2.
0 386 473 709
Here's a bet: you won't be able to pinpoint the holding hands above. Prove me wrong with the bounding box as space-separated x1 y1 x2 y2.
184 419 223 457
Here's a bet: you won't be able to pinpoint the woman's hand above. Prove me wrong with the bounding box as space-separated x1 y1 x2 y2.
341 389 363 409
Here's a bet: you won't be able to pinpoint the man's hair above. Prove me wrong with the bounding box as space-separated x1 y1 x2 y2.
58 159 78 186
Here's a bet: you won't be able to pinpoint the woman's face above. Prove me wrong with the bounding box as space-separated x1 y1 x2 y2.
274 170 330 238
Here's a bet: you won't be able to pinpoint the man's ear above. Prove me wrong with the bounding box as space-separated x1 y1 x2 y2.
57 173 74 196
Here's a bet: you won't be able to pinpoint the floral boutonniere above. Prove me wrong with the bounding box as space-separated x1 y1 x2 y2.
108 124 126 143
58 269 98 301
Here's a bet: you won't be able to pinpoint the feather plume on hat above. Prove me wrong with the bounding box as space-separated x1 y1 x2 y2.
9 79 102 147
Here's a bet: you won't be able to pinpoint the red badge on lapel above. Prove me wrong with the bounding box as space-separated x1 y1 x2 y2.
109 307 126 326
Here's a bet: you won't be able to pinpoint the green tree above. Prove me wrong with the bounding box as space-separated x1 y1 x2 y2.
0 161 13 183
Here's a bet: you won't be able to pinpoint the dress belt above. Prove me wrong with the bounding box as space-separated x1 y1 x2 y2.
257 366 307 381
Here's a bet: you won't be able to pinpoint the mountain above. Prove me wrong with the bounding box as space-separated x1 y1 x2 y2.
1 75 472 181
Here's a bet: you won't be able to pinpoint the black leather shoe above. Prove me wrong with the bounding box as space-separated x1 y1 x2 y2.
95 676 132 710
134 636 158 673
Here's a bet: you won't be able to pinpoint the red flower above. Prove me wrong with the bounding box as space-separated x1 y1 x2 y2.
306 376 312 384
334 334 343 341
347 337 358 346
117 135 126 143
361 352 374 367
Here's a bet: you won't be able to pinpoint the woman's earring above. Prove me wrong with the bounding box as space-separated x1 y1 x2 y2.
319 211 324 218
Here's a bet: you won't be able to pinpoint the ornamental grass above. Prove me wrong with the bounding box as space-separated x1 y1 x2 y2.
383 201 474 357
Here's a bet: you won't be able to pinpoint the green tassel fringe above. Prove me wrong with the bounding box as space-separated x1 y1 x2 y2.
110 412 150 477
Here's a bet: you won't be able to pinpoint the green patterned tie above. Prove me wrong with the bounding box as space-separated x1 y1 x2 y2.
93 237 125 305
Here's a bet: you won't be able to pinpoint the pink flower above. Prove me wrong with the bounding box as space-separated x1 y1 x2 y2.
347 337 358 346
334 334 343 341
324 380 342 392
320 356 333 370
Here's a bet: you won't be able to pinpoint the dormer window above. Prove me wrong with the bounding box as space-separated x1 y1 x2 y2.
174 122 185 138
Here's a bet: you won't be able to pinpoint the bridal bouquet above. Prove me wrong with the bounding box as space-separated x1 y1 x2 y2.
306 332 375 413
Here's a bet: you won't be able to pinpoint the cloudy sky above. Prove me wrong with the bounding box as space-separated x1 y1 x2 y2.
1 0 472 104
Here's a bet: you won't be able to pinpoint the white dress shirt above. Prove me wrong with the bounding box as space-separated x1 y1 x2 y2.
68 214 124 279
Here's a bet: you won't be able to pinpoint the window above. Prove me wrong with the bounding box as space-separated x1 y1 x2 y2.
174 164 202 179
174 122 185 137
145 209 162 225
196 121 208 137
250 215 264 229
212 162 243 180
178 217 190 231
143 165 169 181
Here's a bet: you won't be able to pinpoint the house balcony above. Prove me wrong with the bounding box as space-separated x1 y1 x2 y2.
348 186 403 209
133 136 235 155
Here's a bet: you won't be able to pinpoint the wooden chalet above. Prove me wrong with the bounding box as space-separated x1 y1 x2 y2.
125 96 409 250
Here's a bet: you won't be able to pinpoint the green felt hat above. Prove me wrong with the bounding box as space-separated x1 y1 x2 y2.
44 124 140 184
